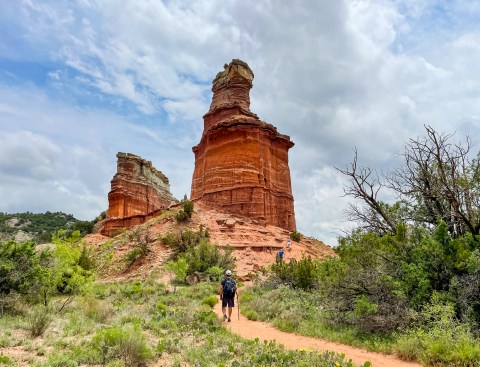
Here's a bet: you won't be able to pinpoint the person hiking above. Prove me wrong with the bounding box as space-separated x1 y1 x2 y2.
287 238 292 251
277 248 284 262
220 270 237 322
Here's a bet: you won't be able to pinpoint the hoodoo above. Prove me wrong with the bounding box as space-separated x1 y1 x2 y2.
100 152 177 235
191 59 296 230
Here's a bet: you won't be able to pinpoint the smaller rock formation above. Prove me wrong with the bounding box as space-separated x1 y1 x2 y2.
100 152 177 236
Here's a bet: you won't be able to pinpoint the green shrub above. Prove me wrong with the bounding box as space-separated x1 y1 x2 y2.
124 229 153 268
289 230 301 242
205 266 224 281
125 248 142 265
120 281 154 299
154 303 169 317
175 210 189 222
0 354 12 365
183 241 235 275
271 256 320 290
244 309 259 321
44 353 78 367
50 230 94 298
175 201 194 222
201 296 218 308
81 297 114 323
0 240 52 298
183 200 194 217
27 305 52 337
165 258 189 284
273 309 303 332
353 295 378 318
161 227 209 254
394 334 422 361
77 245 96 271
395 295 480 366
91 326 152 366
160 232 178 248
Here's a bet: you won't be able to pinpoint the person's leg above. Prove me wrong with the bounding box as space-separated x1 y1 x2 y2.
222 298 227 320
227 297 234 321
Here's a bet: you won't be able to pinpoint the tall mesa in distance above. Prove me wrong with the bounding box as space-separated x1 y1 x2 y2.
191 59 296 230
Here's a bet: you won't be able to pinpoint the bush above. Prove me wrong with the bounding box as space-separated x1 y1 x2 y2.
81 297 114 323
50 230 94 298
175 200 194 222
175 210 189 222
27 305 52 337
244 309 259 321
271 256 320 290
205 266 224 281
0 240 51 298
183 200 194 217
160 232 178 248
91 326 152 366
395 295 480 366
183 241 235 275
289 230 301 242
164 259 189 284
201 295 218 308
77 245 96 271
0 354 12 365
124 229 153 267
125 248 143 265
161 227 209 254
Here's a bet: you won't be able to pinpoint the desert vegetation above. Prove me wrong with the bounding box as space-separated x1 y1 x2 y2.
0 212 94 243
0 230 362 366
242 127 480 366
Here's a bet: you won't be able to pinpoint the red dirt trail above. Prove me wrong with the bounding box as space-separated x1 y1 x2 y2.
213 302 421 367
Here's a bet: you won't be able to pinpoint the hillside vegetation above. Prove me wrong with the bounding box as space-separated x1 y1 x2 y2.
0 211 96 243
241 126 480 366
0 226 364 366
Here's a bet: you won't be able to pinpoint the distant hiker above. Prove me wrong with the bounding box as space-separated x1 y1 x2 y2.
287 238 292 251
220 270 237 322
277 248 284 263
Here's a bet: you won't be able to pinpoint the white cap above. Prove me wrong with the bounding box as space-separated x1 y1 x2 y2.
225 270 232 276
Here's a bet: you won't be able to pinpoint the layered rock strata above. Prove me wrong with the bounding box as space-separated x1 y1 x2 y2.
191 59 296 230
100 152 177 235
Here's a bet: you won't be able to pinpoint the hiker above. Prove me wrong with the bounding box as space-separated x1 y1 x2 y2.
287 238 292 251
220 270 237 322
277 248 284 263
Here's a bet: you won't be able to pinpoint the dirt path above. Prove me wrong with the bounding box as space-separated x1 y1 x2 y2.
213 302 421 367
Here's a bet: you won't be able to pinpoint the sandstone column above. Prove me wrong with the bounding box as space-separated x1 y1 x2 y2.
191 59 296 230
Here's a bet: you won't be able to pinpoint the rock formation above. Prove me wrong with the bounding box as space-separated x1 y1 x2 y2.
191 59 296 230
100 152 177 236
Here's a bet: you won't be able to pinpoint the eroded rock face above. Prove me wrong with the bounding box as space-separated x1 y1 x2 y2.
191 59 296 230
100 152 177 235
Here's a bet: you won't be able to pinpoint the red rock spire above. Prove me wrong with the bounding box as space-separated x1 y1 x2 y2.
191 59 296 231
203 59 259 134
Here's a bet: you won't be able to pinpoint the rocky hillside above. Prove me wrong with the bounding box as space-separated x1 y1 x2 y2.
85 201 335 280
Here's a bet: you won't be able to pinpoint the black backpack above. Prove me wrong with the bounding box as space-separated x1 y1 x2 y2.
223 278 236 298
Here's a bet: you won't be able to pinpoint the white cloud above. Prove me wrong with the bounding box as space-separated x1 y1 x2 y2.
0 131 61 180
1 0 480 245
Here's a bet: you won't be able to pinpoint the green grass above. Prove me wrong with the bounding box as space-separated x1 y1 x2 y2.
0 280 364 367
240 285 395 354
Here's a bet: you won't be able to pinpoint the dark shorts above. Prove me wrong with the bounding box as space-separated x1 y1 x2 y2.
222 296 235 308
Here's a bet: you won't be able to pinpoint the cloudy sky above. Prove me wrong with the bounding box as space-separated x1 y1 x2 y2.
1 0 480 246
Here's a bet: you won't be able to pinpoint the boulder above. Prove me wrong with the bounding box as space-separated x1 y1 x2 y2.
186 272 207 285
